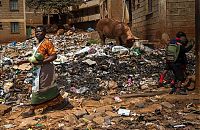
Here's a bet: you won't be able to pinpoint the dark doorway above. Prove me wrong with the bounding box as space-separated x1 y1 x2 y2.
43 14 66 26
125 0 133 27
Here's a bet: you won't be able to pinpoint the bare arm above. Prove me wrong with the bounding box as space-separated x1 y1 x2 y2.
184 39 194 53
42 54 57 64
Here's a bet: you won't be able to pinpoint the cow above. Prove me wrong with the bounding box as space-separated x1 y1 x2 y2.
96 18 138 48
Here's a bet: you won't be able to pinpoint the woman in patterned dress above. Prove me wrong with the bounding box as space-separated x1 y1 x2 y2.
17 26 68 118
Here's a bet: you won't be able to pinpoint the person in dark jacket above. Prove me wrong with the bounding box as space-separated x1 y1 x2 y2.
171 35 194 94
159 31 194 94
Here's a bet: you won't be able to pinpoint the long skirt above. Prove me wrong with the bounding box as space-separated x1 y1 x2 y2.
31 63 63 109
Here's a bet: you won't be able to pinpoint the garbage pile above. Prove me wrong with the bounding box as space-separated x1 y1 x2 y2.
0 32 196 105
0 32 198 130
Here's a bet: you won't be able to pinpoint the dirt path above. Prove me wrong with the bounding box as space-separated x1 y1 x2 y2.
0 90 199 130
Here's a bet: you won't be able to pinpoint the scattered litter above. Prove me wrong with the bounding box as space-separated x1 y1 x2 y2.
118 109 131 116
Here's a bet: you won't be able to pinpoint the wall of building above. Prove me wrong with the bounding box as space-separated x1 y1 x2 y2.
131 0 161 41
69 0 100 22
26 13 43 26
70 0 131 29
26 7 43 27
68 0 100 29
166 0 195 39
131 0 195 41
0 0 24 19
0 22 25 43
100 0 130 23
110 0 124 21
0 0 26 43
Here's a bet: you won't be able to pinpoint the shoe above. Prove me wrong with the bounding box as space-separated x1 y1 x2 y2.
41 106 54 114
158 82 164 88
53 100 74 110
169 87 176 94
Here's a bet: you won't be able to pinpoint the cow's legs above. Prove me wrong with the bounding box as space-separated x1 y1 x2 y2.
99 34 106 45
119 37 124 46
115 37 121 46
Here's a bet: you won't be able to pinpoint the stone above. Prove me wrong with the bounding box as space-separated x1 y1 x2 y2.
19 117 38 128
91 112 104 118
46 111 65 119
183 107 190 113
135 103 145 108
197 115 200 120
107 80 118 89
63 126 75 130
164 109 172 113
157 125 166 130
111 117 121 124
128 98 146 109
95 105 112 113
82 59 96 66
141 84 149 90
183 114 198 120
146 122 157 130
82 100 101 107
109 89 117 95
94 107 106 113
73 109 88 118
135 104 162 114
64 114 79 125
8 111 23 120
161 102 173 109
86 123 96 130
83 114 95 121
105 111 118 117
75 123 86 128
93 116 105 125
100 98 115 105
0 104 11 116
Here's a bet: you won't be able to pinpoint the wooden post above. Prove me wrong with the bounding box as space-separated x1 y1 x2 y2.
47 14 50 25
195 0 200 93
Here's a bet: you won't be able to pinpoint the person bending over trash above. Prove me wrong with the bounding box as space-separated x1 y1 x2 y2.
159 31 194 94
16 26 69 118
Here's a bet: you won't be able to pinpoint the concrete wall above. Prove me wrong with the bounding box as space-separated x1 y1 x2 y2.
131 0 195 41
166 0 195 39
0 0 26 43
26 7 43 27
131 0 160 41
110 0 124 21
68 0 100 29
0 22 25 43
69 0 100 23
100 0 129 23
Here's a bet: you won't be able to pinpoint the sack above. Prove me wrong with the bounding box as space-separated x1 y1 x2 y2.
166 43 180 62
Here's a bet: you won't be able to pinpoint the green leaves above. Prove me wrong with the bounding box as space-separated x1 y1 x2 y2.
26 0 85 13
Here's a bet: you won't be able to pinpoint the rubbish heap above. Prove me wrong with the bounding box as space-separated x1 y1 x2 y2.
0 32 196 105
0 31 199 130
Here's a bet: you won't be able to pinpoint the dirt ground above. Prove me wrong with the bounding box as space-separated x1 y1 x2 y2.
0 89 199 130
